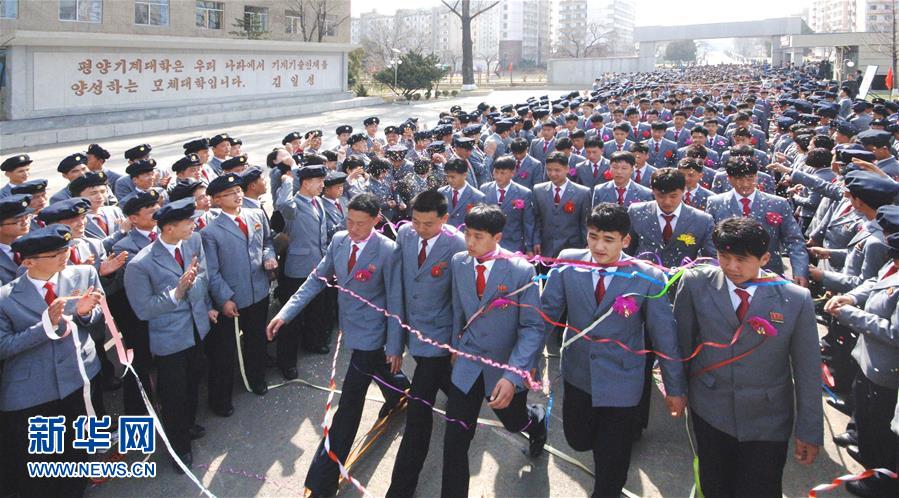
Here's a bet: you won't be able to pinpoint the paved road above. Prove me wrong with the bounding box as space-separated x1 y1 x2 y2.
4 90 862 497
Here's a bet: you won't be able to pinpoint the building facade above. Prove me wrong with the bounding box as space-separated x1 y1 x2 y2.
552 0 636 57
0 0 351 43
808 0 862 32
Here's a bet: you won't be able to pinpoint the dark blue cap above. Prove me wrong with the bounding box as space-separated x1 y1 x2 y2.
121 189 161 216
220 155 248 171
876 205 899 234
206 172 243 197
124 143 152 161
168 180 205 201
463 124 482 135
12 224 73 258
86 144 110 160
0 194 33 221
153 198 197 225
297 165 327 180
126 159 157 177
37 197 90 223
834 121 857 137
240 166 264 187
324 171 347 187
1 154 32 172
282 131 301 145
68 171 109 195
845 171 899 208
172 154 202 173
857 129 892 147
209 133 231 147
182 138 209 154
57 153 87 174
10 179 48 195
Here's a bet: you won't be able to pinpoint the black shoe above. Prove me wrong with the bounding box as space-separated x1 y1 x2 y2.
211 405 234 418
303 345 330 355
189 424 206 440
832 431 858 448
846 476 898 498
827 397 852 416
846 444 861 463
281 367 298 380
102 375 122 391
250 380 268 395
172 451 192 474
526 404 547 458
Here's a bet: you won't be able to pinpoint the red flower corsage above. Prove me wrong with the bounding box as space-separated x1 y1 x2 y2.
603 170 613 181
602 134 610 141
765 212 782 226
354 269 372 282
664 150 673 158
750 137 758 145
705 159 714 167
642 130 650 138
685 138 693 145
512 199 525 210
431 262 447 278
568 167 577 177
612 296 638 318
563 201 575 214
518 171 529 179
497 284 508 292
466 203 473 212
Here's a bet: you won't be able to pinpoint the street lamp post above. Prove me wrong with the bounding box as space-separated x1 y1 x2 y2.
390 48 402 94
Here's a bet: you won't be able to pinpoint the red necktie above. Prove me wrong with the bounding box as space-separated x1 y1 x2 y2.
202 169 209 181
543 142 549 153
554 186 561 204
418 239 427 268
311 198 319 211
148 231 157 241
617 143 623 151
336 202 343 215
881 263 897 280
515 159 521 172
43 282 56 306
740 197 751 217
196 217 206 229
592 163 598 178
235 216 249 238
734 288 750 322
347 243 358 273
94 216 108 235
36 220 46 228
174 247 184 269
616 187 626 205
662 214 675 243
69 247 81 264
498 188 506 203
594 271 606 305
684 191 692 205
655 142 660 153
635 169 642 184
476 264 486 299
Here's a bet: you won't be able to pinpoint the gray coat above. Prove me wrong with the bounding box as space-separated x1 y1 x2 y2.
821 221 890 294
276 231 404 355
528 137 556 164
837 263 899 390
322 197 348 244
482 181 535 253
675 266 823 445
0 251 18 286
201 208 275 309
510 154 545 191
646 138 679 168
809 198 861 272
591 180 654 208
450 252 543 393
0 266 103 411
572 157 610 190
602 140 634 159
277 182 328 279
123 233 212 356
711 170 777 194
627 201 716 269
533 181 590 258
438 184 485 229
542 251 687 406
706 190 809 278
684 186 713 211
397 224 466 357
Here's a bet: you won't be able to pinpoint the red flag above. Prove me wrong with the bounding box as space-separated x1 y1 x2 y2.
887 67 894 90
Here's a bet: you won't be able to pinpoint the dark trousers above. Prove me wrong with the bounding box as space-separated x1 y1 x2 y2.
108 290 153 416
824 322 858 396
692 413 788 498
3 383 103 498
387 355 453 498
563 382 637 498
155 339 204 456
276 276 332 367
852 373 899 471
304 349 406 496
441 374 543 498
206 297 270 409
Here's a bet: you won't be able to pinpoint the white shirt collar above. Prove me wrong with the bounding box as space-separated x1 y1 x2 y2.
135 228 154 239
551 180 569 196
158 238 182 259
28 272 59 297
349 231 375 256
658 201 683 219
724 269 765 304
454 183 468 196
0 242 13 260
734 189 757 205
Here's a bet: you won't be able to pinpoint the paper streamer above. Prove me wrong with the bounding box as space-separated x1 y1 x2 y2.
808 468 897 497
40 307 96 418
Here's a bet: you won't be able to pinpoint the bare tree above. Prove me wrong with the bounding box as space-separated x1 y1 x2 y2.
285 0 351 42
361 18 429 70
442 0 500 88
479 52 497 82
553 23 611 59
443 51 461 83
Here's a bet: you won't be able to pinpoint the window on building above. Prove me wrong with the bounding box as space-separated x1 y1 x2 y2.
135 0 169 26
0 0 18 19
285 9 301 34
244 5 268 32
195 1 223 29
323 14 337 36
59 0 102 22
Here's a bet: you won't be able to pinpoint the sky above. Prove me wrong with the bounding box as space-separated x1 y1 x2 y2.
350 0 814 26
